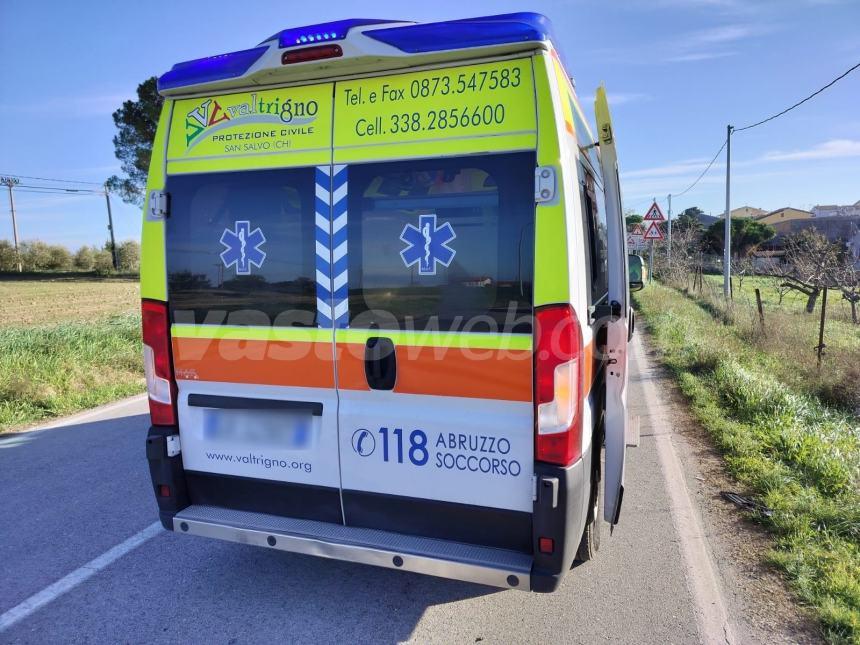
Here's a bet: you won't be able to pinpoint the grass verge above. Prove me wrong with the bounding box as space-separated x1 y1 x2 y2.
0 313 144 432
634 282 860 644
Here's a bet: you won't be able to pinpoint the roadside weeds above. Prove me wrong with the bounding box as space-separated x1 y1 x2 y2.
0 313 144 432
634 282 860 644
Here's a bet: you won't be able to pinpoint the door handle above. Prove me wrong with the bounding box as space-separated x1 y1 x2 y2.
364 337 397 390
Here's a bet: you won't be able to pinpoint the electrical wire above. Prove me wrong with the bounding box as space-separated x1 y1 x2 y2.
734 60 860 132
0 172 104 186
670 138 728 198
14 183 105 194
13 188 103 196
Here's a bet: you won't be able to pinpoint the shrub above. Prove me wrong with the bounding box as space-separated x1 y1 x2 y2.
0 240 20 271
116 240 140 273
73 246 96 271
92 249 115 275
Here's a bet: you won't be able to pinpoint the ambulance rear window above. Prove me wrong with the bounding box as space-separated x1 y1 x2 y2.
165 168 317 327
347 152 535 333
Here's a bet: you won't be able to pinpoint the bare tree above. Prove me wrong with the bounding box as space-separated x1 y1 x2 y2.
834 255 859 324
774 230 846 313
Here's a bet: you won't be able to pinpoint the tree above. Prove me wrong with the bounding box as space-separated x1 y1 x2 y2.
106 77 163 206
116 240 140 273
93 249 115 275
46 245 72 271
0 240 19 272
625 209 643 227
74 246 96 271
775 229 848 313
705 217 775 257
675 207 705 233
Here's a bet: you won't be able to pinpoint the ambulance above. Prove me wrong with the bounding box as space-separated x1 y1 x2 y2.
142 12 634 592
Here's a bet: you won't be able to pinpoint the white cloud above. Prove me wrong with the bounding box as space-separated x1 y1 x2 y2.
664 51 737 63
760 139 860 161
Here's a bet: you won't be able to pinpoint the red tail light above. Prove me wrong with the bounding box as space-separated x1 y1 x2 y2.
281 44 343 65
534 304 584 466
141 300 177 426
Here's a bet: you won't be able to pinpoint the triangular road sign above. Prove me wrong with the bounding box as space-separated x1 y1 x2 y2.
631 223 644 236
643 201 666 221
643 221 664 240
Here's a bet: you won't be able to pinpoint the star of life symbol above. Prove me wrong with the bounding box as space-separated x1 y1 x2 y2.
399 213 456 276
220 220 266 275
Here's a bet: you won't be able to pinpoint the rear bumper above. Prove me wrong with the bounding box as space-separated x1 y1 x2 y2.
530 444 591 592
147 425 589 592
173 504 532 590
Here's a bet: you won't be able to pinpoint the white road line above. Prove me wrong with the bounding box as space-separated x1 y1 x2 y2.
0 522 163 633
22 395 148 433
632 334 737 645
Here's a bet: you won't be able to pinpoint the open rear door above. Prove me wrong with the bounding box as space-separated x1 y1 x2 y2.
594 86 629 525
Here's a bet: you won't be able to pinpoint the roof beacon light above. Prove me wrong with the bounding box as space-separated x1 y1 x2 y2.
264 18 402 49
158 46 268 92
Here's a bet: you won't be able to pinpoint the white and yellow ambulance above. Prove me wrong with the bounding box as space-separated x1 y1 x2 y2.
142 12 633 592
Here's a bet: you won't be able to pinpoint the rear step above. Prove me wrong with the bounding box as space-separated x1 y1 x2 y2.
174 505 532 589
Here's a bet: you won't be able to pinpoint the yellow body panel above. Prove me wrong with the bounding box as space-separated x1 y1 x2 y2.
166 85 333 165
532 55 570 307
139 102 172 301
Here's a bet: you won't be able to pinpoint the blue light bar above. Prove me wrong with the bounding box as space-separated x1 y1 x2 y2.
263 18 403 48
365 12 556 56
158 46 268 92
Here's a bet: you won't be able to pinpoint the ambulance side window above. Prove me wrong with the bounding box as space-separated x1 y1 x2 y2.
583 173 609 303
347 152 535 333
165 168 317 327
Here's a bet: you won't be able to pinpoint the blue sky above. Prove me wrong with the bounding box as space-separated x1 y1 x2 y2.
1 0 858 249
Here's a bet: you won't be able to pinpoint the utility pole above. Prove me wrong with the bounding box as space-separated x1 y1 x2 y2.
667 193 672 263
104 184 118 270
723 125 733 299
1 176 22 272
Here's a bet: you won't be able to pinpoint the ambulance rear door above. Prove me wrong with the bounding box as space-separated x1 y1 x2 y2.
330 59 539 553
162 85 345 524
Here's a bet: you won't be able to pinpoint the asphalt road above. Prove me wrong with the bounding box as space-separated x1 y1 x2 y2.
0 335 733 644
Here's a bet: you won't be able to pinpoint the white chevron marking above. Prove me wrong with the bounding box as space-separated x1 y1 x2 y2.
315 212 329 232
332 212 347 233
317 298 332 318
315 240 329 260
316 183 330 202
316 269 330 287
332 181 348 204
333 299 349 319
332 241 347 263
332 270 348 291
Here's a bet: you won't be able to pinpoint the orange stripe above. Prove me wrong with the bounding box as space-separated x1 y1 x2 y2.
337 344 532 401
172 337 334 388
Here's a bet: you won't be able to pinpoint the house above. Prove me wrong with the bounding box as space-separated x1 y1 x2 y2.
765 216 860 267
811 200 860 218
755 207 813 225
730 206 767 219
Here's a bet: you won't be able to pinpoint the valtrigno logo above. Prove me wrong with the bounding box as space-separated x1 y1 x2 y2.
184 93 320 147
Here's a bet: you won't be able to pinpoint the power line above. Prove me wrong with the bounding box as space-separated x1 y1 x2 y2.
670 138 728 199
734 60 860 132
0 172 104 186
13 188 103 196
15 183 105 194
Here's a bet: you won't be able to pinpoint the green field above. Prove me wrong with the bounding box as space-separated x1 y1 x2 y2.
0 276 143 432
698 274 860 412
635 281 860 643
